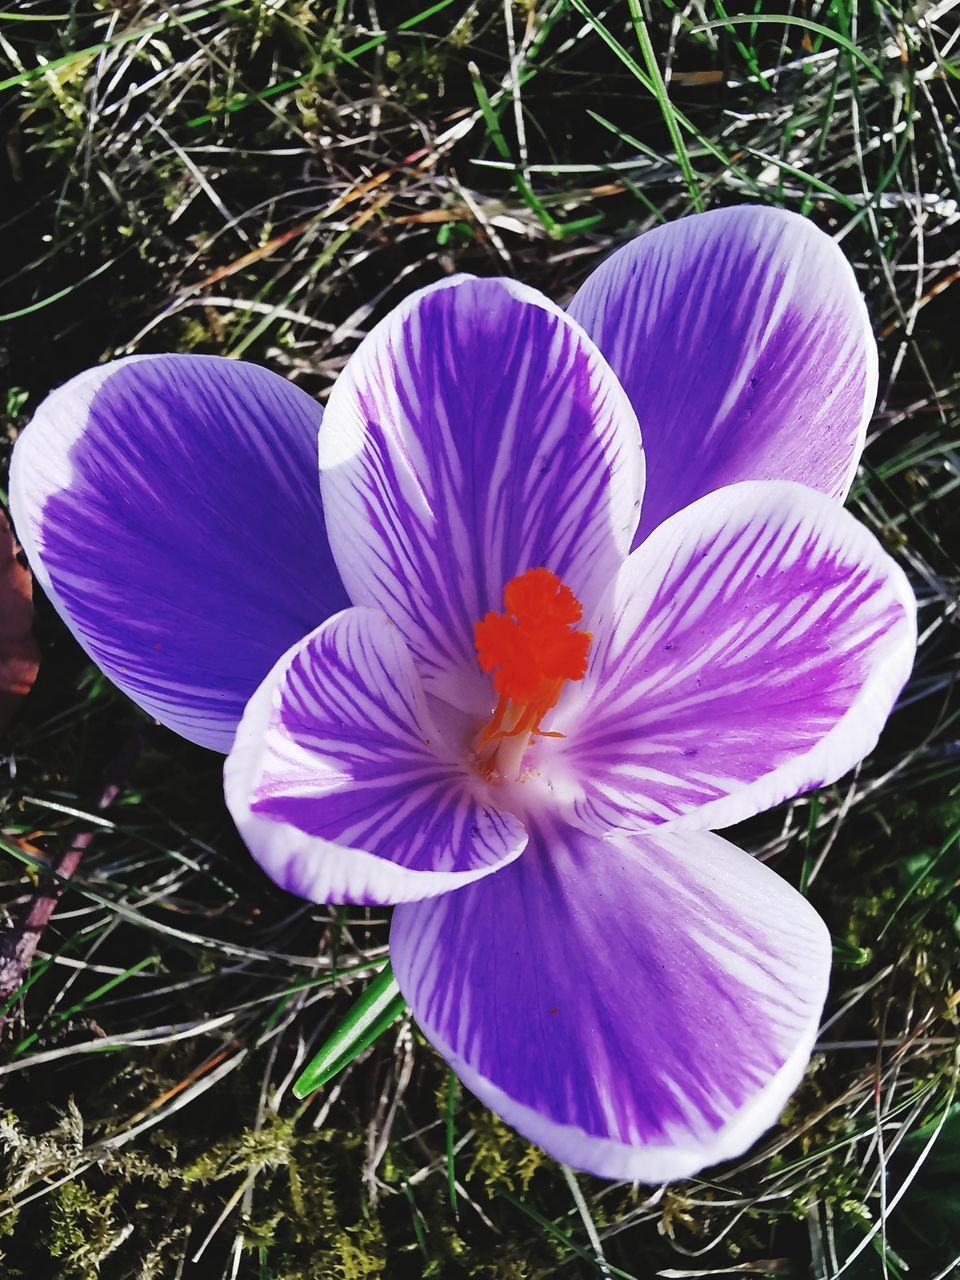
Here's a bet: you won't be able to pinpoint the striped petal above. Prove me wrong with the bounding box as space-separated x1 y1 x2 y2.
318 276 643 715
548 482 915 835
568 206 877 545
224 607 527 905
392 821 831 1183
10 355 348 751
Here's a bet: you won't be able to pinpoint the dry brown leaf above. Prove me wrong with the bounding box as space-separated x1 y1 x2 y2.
670 70 725 85
0 506 39 732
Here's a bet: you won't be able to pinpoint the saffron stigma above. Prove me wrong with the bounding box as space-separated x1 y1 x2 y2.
473 567 591 778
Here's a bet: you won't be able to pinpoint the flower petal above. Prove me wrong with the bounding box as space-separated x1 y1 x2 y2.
392 821 831 1183
224 607 527 904
567 206 877 545
318 276 644 714
549 481 915 835
10 355 349 751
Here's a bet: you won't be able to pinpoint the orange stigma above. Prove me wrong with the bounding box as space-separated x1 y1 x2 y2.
473 567 591 777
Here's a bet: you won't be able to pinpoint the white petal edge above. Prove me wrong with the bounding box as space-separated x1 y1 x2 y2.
654 484 917 834
224 611 528 905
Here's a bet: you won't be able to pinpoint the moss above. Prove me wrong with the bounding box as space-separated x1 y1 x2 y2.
467 1112 529 1193
44 1180 126 1278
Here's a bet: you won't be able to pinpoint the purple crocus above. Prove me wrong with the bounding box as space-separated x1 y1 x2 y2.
11 206 916 1182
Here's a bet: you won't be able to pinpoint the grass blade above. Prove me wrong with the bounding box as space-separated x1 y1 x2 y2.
625 0 703 210
292 961 406 1098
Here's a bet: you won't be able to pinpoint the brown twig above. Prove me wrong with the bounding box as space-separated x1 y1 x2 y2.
0 734 140 1034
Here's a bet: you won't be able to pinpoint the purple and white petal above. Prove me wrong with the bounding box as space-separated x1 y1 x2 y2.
546 481 915 835
10 355 349 751
567 206 877 545
224 607 527 905
392 820 831 1183
318 276 644 715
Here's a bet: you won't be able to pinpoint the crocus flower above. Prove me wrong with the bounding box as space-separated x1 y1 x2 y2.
11 206 916 1182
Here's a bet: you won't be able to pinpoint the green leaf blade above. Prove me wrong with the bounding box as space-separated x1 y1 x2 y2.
293 962 406 1099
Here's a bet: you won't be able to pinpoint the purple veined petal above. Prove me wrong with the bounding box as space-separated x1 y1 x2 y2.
567 206 878 546
392 820 831 1183
546 481 915 836
10 355 350 751
224 606 528 905
318 275 644 715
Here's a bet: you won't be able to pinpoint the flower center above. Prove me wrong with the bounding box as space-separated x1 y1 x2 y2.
472 567 591 780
